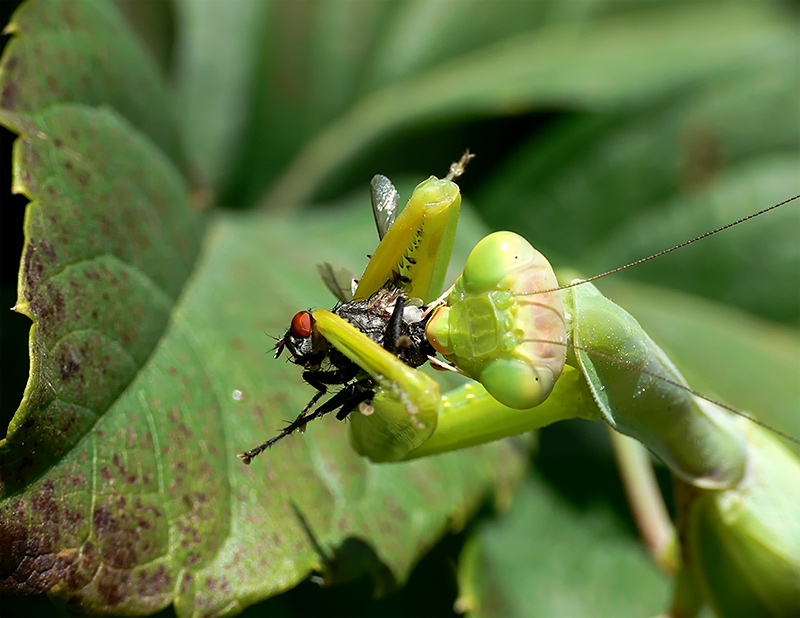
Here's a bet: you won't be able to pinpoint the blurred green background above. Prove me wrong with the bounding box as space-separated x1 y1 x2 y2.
1 1 798 616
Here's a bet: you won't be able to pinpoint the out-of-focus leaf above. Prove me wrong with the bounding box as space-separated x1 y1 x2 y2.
225 0 627 204
172 0 269 189
114 0 176 73
223 0 396 205
457 472 670 617
0 0 185 169
258 2 791 210
362 0 598 89
476 45 799 324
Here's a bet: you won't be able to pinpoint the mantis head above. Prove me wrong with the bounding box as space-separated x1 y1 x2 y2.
426 231 567 409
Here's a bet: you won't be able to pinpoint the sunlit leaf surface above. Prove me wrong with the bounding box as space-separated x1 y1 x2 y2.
1 0 797 616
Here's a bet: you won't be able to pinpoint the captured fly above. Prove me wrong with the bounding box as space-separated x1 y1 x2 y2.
238 173 432 464
238 288 433 464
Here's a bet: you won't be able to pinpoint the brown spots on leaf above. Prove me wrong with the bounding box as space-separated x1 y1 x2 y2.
80 540 99 571
0 491 86 594
58 343 80 381
22 240 59 313
111 453 138 485
120 328 135 348
38 238 57 264
205 576 232 595
64 544 96 592
95 567 130 606
30 479 60 526
92 499 160 570
136 564 172 597
23 244 44 298
30 553 57 575
0 519 28 581
177 522 200 548
44 282 66 322
93 506 116 534
64 508 83 527
180 571 193 594
1 79 18 108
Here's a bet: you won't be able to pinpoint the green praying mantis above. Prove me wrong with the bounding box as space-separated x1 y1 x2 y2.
241 155 800 616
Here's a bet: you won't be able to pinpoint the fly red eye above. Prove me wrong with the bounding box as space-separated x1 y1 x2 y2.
290 311 312 338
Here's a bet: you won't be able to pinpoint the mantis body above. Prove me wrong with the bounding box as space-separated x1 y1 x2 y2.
243 159 800 616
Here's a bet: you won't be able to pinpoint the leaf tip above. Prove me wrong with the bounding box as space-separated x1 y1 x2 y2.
11 301 32 318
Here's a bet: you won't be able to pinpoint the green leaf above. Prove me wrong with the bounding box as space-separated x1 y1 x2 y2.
257 1 793 210
458 472 670 617
0 0 185 169
475 33 799 324
0 104 204 493
0 2 527 615
2 0 798 616
171 0 268 189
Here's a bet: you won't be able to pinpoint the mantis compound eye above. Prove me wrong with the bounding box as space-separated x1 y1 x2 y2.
462 230 537 290
290 311 313 338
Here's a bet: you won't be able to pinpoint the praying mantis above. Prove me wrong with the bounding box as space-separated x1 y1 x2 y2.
241 156 800 616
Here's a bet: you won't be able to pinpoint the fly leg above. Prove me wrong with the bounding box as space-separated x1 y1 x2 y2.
238 378 373 464
334 378 374 420
292 365 361 428
301 365 359 393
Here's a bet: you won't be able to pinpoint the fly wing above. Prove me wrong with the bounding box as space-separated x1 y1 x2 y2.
317 263 358 303
370 174 399 240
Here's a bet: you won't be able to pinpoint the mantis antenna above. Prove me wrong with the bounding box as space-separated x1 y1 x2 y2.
537 193 800 294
